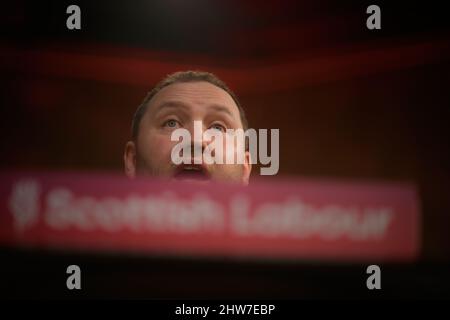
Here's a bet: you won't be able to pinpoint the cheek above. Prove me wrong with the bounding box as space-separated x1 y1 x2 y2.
221 134 246 163
138 132 175 163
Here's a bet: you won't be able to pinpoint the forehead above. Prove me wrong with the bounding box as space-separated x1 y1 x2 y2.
148 81 240 118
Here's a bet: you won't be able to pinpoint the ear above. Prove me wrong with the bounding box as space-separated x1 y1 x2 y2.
241 150 252 185
124 141 137 179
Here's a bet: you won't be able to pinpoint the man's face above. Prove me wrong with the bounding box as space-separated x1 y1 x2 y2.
124 81 252 185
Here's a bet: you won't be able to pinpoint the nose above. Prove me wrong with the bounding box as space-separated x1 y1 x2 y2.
186 120 208 162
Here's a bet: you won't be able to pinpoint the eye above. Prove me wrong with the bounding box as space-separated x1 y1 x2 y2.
210 123 226 132
163 119 180 128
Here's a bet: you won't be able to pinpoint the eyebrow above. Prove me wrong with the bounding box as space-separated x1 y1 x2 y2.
153 100 235 118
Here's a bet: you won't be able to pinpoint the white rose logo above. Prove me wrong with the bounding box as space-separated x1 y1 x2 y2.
9 179 41 231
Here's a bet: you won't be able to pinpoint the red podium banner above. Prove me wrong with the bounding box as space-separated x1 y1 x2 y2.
0 172 421 262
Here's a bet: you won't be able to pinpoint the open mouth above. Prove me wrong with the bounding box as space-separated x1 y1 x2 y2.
173 164 210 181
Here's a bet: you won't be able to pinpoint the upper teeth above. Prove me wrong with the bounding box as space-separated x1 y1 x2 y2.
184 166 200 171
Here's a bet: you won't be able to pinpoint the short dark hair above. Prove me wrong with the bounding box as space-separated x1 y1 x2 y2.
131 70 248 140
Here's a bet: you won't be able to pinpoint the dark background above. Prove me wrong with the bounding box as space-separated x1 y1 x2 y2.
1 0 449 298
